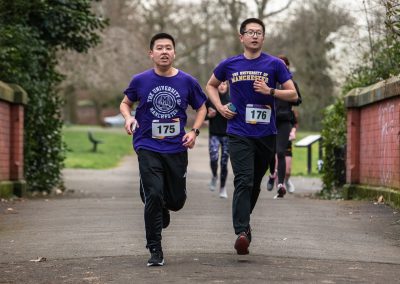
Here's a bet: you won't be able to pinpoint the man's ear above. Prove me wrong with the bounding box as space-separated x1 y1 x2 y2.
149 50 153 58
239 33 244 43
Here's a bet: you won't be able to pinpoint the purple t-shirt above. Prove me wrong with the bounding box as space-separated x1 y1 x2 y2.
124 69 206 153
213 53 292 137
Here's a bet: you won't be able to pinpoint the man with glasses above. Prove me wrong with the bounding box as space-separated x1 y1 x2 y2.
206 18 298 255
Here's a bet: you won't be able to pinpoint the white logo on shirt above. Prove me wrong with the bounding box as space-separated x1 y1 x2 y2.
148 85 182 119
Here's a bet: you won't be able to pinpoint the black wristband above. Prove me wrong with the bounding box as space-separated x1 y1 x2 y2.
270 88 275 96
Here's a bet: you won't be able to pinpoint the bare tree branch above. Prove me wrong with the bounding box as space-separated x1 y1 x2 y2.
254 0 295 18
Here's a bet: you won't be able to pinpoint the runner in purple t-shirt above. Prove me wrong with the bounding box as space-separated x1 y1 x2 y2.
120 33 207 267
206 18 298 256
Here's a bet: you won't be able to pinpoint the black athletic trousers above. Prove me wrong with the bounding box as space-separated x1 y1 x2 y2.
276 120 292 184
229 134 275 235
137 149 188 250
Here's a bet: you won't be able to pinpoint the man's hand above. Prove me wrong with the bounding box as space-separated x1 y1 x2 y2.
289 127 296 141
217 104 237 119
124 116 139 135
182 130 197 149
253 79 272 95
207 107 217 118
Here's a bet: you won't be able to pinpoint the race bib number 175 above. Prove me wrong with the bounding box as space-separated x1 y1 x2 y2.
152 118 180 139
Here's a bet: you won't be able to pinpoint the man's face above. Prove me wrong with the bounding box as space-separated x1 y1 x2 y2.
149 38 175 67
239 22 265 51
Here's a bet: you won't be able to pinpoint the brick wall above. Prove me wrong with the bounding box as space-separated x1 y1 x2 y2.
345 76 400 190
0 81 27 197
0 101 11 180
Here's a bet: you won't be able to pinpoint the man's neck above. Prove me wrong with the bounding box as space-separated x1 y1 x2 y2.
243 49 262 60
154 66 178 77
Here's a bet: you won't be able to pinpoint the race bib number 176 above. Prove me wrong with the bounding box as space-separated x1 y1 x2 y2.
245 104 271 124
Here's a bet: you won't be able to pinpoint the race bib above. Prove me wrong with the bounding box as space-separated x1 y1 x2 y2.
245 104 271 124
152 118 180 139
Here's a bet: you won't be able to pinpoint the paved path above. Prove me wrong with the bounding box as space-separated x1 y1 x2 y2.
1 135 400 283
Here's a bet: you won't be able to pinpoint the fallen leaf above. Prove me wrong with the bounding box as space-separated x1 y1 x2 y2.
30 257 47 262
5 208 17 214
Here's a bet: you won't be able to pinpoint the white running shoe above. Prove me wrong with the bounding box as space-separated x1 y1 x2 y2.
274 183 286 199
209 176 217 191
219 187 228 199
285 179 295 193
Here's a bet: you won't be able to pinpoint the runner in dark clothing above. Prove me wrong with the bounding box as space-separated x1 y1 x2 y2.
266 55 301 198
120 33 207 267
206 81 231 198
206 19 298 255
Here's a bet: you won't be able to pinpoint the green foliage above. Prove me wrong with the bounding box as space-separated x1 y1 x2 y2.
0 0 107 192
320 98 346 198
343 37 400 93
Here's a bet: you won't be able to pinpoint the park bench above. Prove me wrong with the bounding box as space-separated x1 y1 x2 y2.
88 131 103 152
295 134 323 174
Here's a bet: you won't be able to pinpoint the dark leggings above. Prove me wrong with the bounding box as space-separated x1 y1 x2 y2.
271 120 292 184
209 135 229 188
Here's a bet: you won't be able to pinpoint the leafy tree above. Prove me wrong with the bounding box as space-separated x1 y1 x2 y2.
0 0 107 192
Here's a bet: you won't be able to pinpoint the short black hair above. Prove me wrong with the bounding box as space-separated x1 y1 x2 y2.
239 18 265 35
150 33 176 50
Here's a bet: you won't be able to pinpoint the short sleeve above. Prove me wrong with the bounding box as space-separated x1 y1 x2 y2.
188 78 207 110
213 59 229 82
123 76 138 102
276 60 292 85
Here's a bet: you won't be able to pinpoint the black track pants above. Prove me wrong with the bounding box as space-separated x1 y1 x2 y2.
137 149 188 250
276 121 292 184
229 135 275 234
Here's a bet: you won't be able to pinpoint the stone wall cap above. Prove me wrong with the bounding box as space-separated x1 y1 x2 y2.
0 81 28 105
344 75 400 108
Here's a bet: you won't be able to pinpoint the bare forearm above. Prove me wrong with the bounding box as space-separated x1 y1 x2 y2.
274 88 298 102
119 96 134 119
192 104 207 129
206 84 223 112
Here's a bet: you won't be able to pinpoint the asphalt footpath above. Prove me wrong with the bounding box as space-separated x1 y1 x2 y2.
1 135 399 283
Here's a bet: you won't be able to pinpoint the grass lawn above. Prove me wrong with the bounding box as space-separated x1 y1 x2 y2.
63 125 322 177
63 125 133 169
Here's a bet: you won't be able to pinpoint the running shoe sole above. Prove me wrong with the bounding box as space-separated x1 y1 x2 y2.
234 234 250 255
147 260 164 267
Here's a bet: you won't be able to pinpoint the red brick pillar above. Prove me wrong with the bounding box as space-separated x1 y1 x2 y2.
0 101 11 181
0 81 27 198
346 108 360 183
10 104 24 180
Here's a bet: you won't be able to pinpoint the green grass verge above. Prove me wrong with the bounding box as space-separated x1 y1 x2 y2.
63 125 322 177
63 125 134 169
